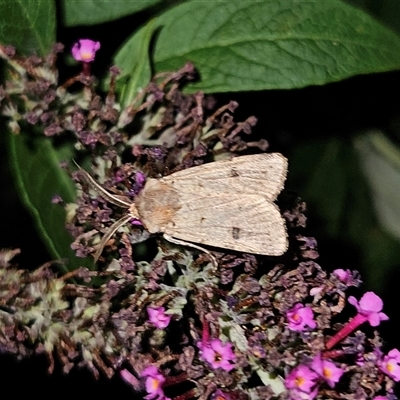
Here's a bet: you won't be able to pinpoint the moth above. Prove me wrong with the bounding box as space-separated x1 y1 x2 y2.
75 153 288 264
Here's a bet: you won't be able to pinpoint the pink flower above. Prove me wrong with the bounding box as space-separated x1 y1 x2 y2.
141 366 167 400
332 268 351 282
310 353 344 388
380 349 400 382
285 365 319 400
373 397 388 400
198 338 236 371
348 291 389 327
326 292 389 350
71 39 100 62
286 303 317 332
147 306 172 329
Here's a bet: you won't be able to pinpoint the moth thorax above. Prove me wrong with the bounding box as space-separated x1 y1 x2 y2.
135 178 181 234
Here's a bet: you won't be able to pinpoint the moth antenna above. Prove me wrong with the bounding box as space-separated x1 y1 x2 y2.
163 234 218 267
94 214 133 262
72 160 131 209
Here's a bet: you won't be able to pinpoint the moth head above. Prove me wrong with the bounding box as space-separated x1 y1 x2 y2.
129 203 140 220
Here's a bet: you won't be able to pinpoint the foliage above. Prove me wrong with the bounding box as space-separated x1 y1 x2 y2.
1 0 400 398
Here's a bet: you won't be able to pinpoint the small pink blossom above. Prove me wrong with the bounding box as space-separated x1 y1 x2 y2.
380 348 400 382
51 194 63 204
332 268 351 282
286 303 317 332
373 397 388 400
147 306 172 329
326 292 389 350
310 353 344 388
348 291 389 327
72 39 100 62
141 366 166 400
198 338 236 371
356 353 365 366
285 365 319 400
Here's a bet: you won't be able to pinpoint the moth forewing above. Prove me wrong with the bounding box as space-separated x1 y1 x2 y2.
161 192 288 256
136 153 288 256
162 153 288 201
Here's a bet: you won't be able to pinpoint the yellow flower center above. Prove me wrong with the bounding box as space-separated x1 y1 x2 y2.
81 51 92 60
295 376 305 387
150 377 160 391
323 367 332 379
387 361 394 373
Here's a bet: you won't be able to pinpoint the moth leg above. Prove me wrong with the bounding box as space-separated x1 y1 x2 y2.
163 234 218 267
94 214 133 263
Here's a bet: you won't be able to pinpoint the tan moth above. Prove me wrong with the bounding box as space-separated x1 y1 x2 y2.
75 153 288 264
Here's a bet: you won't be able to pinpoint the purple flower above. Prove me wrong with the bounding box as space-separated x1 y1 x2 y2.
286 303 317 332
72 39 100 62
129 171 147 196
348 291 389 327
332 268 351 283
310 353 344 388
285 365 319 400
326 291 389 350
51 194 63 204
380 349 400 382
198 338 236 371
141 366 167 400
147 306 172 329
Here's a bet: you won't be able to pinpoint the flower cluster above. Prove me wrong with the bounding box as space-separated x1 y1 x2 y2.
0 40 398 400
285 354 344 399
283 291 397 399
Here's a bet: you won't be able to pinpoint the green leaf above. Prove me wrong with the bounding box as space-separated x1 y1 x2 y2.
0 0 55 56
354 131 400 241
117 0 400 93
7 134 90 272
0 0 85 271
62 0 162 26
288 136 400 291
114 19 156 108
